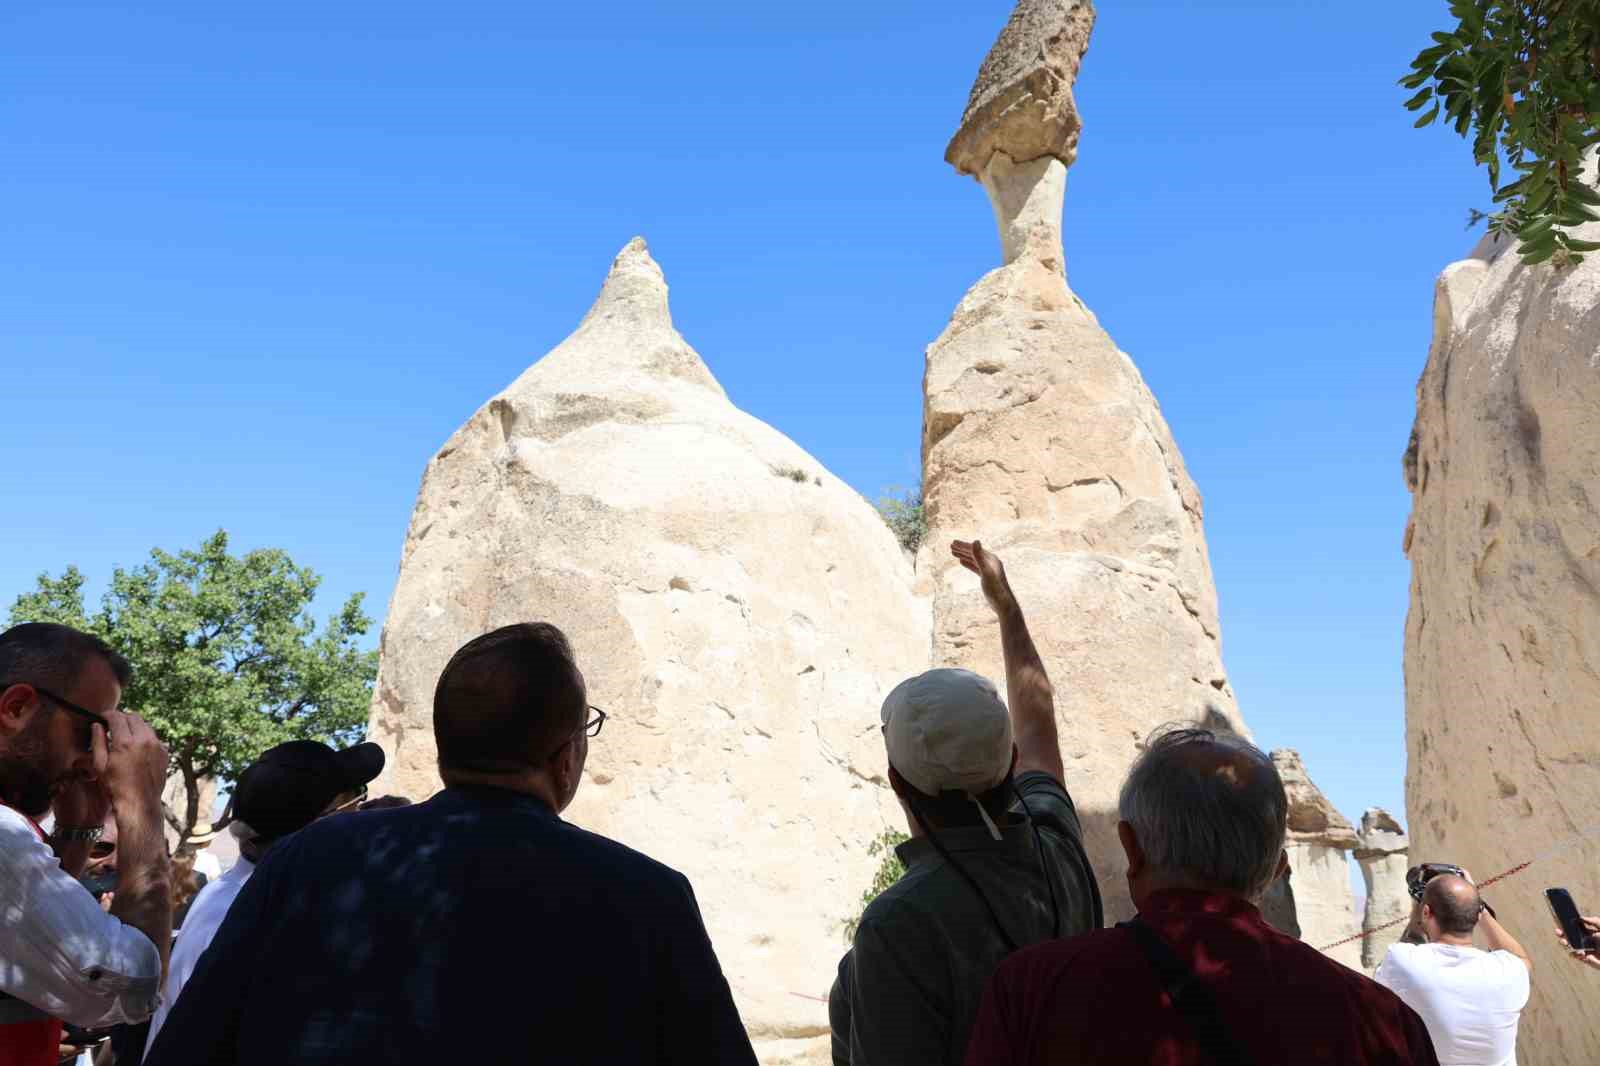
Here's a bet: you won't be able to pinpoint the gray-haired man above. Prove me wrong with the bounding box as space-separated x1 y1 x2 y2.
829 541 1102 1066
965 727 1440 1065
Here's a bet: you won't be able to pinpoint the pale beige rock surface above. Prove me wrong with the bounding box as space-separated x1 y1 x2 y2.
1271 749 1361 970
946 0 1097 179
1404 227 1600 1066
367 238 929 1064
1355 807 1409 971
922 0 1248 926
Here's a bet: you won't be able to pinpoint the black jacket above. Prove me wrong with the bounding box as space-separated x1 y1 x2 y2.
144 785 757 1066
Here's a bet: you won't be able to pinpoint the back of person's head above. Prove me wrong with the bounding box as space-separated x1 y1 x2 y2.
0 622 131 693
881 668 1016 834
433 623 586 773
1423 874 1482 935
170 852 203 912
1118 726 1287 898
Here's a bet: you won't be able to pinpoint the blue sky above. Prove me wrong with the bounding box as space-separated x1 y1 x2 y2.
3 2 1486 838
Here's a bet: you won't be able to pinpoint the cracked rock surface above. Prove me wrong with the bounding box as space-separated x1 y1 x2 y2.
921 0 1247 927
367 238 929 1064
1404 223 1600 1065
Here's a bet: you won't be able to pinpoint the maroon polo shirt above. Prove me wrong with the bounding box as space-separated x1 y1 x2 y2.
963 889 1439 1066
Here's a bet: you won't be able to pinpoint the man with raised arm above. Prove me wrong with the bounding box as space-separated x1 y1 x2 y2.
1376 872 1531 1065
0 622 171 1066
829 540 1102 1066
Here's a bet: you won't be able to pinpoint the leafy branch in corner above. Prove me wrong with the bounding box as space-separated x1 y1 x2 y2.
1404 0 1600 265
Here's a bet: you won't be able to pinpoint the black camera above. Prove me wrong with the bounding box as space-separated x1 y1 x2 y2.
1405 862 1466 901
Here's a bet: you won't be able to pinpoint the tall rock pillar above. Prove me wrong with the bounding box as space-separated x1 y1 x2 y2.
1356 807 1410 971
922 0 1247 922
1272 749 1362 970
1404 224 1600 1064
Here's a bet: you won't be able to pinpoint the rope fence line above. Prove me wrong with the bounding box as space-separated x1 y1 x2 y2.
787 822 1600 998
1317 822 1600 953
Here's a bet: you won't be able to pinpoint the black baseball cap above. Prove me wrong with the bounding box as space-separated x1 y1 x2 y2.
231 740 386 841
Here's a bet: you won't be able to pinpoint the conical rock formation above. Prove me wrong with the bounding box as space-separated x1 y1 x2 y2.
1404 219 1600 1064
368 238 929 1064
922 0 1247 925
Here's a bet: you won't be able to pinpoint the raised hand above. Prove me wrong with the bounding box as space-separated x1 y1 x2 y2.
951 540 1017 617
99 710 169 812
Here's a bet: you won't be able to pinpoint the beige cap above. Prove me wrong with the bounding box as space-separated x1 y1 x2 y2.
881 668 1014 799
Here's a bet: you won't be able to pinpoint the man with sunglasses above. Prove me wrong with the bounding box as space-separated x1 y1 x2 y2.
0 623 172 1066
145 621 756 1066
143 738 385 1054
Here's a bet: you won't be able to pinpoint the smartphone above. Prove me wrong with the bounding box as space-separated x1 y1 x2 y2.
1545 887 1593 950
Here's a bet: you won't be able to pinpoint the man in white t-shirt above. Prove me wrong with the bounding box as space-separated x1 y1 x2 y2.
1375 872 1531 1066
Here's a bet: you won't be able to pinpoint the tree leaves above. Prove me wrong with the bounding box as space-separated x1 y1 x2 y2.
1406 0 1600 265
7 531 378 848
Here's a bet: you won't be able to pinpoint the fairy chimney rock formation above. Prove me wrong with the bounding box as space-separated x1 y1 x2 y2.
946 0 1095 266
1270 749 1361 969
1404 218 1600 1064
367 238 929 1065
1355 807 1410 971
922 0 1248 926
946 0 1095 179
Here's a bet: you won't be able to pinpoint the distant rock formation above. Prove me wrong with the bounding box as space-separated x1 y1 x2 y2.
1404 223 1600 1065
367 238 930 1065
1356 808 1409 971
922 0 1249 925
1272 749 1362 969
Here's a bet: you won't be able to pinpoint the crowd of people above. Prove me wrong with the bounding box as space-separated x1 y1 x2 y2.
0 539 1592 1065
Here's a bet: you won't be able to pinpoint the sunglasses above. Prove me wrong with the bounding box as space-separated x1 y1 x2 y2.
324 786 369 815
0 683 112 753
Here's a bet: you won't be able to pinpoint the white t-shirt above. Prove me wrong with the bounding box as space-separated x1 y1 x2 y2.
1374 941 1530 1066
144 855 256 1051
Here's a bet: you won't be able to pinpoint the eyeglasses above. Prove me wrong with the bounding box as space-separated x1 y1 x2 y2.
324 786 369 816
0 682 111 753
542 706 607 763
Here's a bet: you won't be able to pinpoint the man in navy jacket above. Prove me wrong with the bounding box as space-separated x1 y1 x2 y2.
144 623 756 1066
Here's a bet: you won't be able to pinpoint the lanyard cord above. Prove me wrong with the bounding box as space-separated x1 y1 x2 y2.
1014 787 1063 939
905 780 1075 952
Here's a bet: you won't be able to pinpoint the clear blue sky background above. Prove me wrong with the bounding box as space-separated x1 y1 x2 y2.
4 2 1488 843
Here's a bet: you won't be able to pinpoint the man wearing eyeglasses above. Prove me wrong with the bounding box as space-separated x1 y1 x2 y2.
143 738 385 1055
0 622 172 1066
144 621 756 1066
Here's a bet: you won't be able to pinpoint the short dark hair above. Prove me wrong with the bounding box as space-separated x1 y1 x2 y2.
432 623 586 772
1425 876 1482 935
0 622 132 694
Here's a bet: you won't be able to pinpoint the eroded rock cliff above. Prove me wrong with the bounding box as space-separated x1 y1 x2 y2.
1404 228 1600 1065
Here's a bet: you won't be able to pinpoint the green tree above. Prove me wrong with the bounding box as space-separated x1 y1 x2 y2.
1405 0 1600 264
876 485 927 554
8 531 379 853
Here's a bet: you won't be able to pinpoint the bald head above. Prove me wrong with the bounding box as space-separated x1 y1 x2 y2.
1424 874 1482 935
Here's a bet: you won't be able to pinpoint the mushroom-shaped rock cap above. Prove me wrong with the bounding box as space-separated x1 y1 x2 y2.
1271 749 1360 849
1357 807 1409 858
946 0 1097 179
